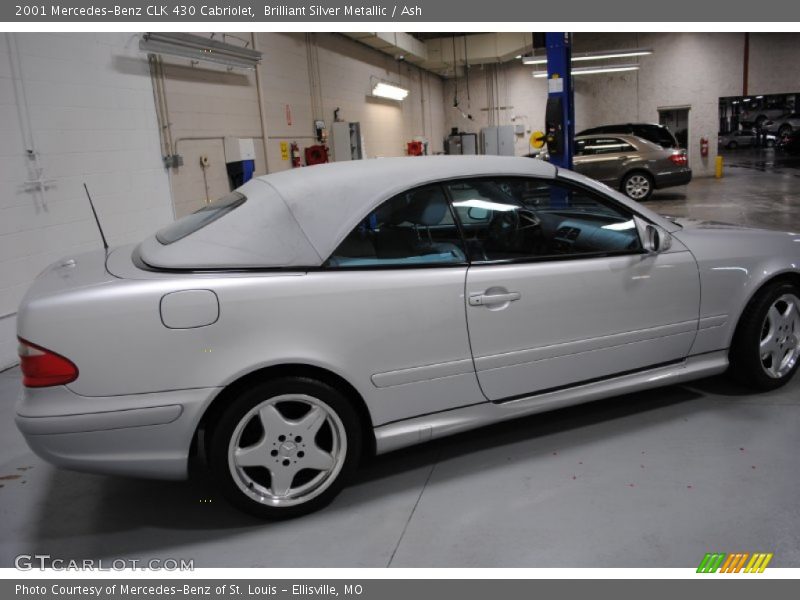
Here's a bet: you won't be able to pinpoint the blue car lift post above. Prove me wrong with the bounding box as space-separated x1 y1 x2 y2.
545 32 574 169
544 32 574 208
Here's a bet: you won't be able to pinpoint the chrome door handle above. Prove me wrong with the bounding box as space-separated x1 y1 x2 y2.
469 291 521 306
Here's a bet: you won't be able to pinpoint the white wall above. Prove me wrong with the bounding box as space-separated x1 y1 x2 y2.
156 33 266 218
0 33 173 368
748 33 800 95
256 33 445 171
157 33 445 214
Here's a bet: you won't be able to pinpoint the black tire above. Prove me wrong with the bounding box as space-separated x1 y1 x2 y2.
621 171 654 201
727 141 738 150
209 377 362 519
729 281 800 391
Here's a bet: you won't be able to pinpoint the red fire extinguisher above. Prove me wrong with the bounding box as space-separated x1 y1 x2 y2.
700 137 709 157
290 142 301 168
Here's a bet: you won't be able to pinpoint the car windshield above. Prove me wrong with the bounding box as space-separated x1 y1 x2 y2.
156 192 246 245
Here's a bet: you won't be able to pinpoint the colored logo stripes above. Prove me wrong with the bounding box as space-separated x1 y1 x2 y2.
697 552 773 573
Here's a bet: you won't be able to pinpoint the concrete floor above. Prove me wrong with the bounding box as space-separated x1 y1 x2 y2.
1 151 799 568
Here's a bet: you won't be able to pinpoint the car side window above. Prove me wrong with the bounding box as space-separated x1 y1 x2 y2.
583 137 635 155
446 177 641 263
326 185 467 268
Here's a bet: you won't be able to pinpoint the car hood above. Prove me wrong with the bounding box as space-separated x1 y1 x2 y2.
670 217 751 230
671 218 800 263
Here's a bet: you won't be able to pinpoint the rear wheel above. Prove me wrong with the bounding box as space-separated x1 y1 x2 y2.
621 172 654 201
209 377 361 519
729 282 800 390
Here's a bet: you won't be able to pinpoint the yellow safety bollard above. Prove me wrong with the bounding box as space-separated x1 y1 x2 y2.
715 155 723 179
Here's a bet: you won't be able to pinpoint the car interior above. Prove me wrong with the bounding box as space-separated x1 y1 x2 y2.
327 178 641 267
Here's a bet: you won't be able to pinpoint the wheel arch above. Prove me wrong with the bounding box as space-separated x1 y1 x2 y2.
620 168 653 184
619 168 654 194
193 363 376 462
728 270 800 349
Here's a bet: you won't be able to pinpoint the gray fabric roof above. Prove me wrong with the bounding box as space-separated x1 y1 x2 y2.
137 155 674 269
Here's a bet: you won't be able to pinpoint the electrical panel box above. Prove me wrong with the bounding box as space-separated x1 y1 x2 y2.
480 126 515 156
332 122 364 161
445 133 478 155
224 137 256 163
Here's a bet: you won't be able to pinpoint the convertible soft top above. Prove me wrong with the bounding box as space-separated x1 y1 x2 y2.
136 154 674 270
138 156 557 269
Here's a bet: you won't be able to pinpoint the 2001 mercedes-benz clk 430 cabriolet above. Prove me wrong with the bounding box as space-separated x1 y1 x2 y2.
15 156 800 518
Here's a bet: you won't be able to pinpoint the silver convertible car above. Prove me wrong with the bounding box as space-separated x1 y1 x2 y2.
15 156 800 518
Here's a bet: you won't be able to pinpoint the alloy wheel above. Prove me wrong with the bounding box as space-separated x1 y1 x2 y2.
759 293 800 379
625 174 651 200
227 394 347 507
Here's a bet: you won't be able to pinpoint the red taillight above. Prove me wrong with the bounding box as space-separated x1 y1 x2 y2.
18 338 78 388
669 152 688 167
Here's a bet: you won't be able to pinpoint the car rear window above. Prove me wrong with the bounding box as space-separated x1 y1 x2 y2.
633 125 677 148
156 192 246 245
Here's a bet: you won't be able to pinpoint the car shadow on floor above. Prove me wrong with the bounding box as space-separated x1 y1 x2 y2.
20 377 739 561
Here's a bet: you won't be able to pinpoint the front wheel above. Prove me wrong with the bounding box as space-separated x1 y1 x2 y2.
209 377 362 519
729 282 800 390
621 172 654 201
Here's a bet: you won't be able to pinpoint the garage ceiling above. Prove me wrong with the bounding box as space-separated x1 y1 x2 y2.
342 32 534 77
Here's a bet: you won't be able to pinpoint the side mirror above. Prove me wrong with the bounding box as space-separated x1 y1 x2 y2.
467 207 490 221
635 216 672 254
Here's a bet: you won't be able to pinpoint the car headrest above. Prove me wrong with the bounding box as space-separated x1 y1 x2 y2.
406 190 447 226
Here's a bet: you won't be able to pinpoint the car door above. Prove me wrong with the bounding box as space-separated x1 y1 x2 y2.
573 137 632 187
447 177 701 401
323 183 484 424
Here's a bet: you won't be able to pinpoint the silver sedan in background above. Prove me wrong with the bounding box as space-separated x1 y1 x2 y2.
764 113 800 139
571 134 691 201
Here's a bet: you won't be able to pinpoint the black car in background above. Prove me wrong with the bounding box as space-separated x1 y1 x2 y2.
577 123 680 149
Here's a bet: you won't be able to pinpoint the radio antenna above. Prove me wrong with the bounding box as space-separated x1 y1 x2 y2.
83 183 108 251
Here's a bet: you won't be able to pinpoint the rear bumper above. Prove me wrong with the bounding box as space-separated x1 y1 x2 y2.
654 168 692 189
15 386 221 480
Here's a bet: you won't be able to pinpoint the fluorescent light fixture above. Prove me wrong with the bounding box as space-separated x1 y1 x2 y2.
140 33 261 69
572 48 653 62
371 81 409 101
523 47 652 66
756 95 764 99
522 55 547 65
533 64 640 78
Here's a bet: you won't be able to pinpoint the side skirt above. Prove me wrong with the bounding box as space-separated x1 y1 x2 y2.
373 350 728 454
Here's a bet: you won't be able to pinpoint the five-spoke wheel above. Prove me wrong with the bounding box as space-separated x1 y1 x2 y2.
759 293 800 379
730 281 800 390
210 378 361 519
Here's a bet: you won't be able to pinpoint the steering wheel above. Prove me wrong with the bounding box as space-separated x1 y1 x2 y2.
488 208 541 250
